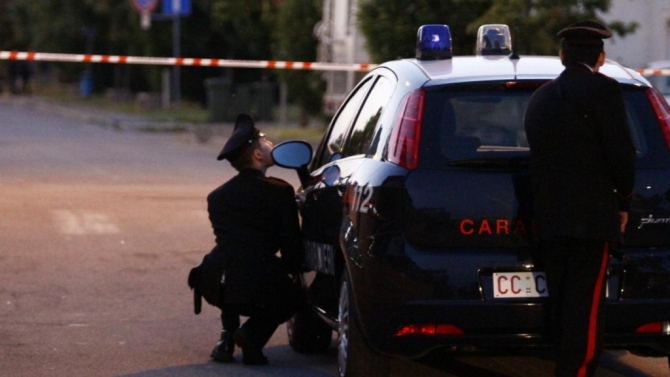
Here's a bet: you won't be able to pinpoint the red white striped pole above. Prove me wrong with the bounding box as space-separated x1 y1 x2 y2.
7 51 666 75
636 68 670 76
0 50 376 72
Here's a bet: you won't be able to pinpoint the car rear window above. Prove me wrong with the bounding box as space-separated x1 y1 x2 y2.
418 82 670 168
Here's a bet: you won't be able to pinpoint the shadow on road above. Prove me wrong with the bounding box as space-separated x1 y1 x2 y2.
119 344 665 377
119 345 337 377
414 348 662 377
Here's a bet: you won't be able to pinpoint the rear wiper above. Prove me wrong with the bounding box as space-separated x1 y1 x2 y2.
447 158 529 169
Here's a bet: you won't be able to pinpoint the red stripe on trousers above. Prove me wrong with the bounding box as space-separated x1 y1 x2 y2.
578 242 609 377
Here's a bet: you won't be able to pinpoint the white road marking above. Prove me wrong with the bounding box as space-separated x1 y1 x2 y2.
52 210 119 235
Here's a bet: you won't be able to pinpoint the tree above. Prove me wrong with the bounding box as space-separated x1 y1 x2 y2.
1 0 163 88
272 0 324 126
358 0 494 62
0 0 250 101
468 0 638 56
358 0 637 62
210 0 278 60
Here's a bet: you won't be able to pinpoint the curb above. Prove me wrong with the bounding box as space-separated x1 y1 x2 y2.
0 95 239 143
0 95 192 131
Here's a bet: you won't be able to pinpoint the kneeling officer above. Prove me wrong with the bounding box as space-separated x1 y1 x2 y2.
189 114 305 365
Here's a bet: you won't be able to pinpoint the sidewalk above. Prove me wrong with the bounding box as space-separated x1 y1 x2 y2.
0 94 324 146
0 94 238 143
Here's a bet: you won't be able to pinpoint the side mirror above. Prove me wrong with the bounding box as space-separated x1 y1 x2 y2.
271 140 313 187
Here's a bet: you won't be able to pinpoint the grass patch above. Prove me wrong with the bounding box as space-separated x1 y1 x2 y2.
29 81 329 145
264 126 325 144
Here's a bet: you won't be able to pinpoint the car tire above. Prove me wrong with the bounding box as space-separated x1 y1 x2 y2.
287 305 333 353
338 270 390 377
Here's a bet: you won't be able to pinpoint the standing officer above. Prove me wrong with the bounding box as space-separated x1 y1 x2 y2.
524 21 636 377
189 114 304 365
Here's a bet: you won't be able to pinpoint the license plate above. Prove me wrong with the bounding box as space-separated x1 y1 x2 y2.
493 272 548 298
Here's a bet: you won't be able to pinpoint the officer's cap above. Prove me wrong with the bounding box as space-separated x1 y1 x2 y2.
558 21 612 47
216 114 265 161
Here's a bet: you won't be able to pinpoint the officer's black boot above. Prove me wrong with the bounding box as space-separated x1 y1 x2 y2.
234 327 268 365
210 330 235 363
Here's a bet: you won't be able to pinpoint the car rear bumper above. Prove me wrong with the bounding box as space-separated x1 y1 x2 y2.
360 300 670 358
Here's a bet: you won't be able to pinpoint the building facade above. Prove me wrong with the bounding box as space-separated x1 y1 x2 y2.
601 0 670 68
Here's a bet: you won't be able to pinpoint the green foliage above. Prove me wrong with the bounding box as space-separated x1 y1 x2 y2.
273 0 324 122
358 0 494 62
358 0 637 61
210 0 278 60
0 0 639 108
468 0 638 55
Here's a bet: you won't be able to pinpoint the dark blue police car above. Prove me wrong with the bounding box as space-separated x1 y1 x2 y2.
272 24 670 377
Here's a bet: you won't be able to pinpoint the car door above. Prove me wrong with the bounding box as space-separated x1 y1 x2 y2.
300 72 398 317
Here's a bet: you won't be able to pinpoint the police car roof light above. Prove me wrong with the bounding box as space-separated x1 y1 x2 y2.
416 24 452 60
476 24 512 56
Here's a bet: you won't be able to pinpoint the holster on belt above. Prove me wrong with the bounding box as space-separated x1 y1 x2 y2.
187 265 203 315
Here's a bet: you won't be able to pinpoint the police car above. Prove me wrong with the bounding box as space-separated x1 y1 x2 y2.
272 24 670 376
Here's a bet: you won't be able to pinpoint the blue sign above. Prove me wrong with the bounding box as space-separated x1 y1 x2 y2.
162 0 191 15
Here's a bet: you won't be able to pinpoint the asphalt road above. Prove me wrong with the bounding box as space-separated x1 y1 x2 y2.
0 98 667 377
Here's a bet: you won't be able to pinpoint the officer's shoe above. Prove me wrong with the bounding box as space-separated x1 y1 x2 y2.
210 331 235 363
242 351 269 366
234 328 269 366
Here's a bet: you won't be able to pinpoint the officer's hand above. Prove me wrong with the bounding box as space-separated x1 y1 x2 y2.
619 211 628 233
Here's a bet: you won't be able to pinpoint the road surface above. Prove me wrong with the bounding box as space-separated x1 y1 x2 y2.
0 98 667 376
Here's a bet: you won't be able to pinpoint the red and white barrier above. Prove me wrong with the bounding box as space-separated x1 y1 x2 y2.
5 50 669 76
0 50 376 72
637 68 670 76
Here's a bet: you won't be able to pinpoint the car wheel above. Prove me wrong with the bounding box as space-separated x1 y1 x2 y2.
338 270 390 377
287 305 333 353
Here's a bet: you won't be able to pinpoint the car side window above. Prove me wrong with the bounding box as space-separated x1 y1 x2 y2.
316 77 374 167
342 76 395 157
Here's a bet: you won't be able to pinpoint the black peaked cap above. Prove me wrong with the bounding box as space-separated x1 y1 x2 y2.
216 113 261 161
557 20 612 41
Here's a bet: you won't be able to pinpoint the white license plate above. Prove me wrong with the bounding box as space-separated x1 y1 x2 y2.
493 272 548 298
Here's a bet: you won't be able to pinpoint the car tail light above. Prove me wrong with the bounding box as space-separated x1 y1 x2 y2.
394 323 464 337
635 322 670 334
646 88 670 152
386 89 425 170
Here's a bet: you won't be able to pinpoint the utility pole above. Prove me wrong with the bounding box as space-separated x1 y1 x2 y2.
172 1 181 122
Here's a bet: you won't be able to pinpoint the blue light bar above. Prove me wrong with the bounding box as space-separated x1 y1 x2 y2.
416 25 452 60
476 24 512 56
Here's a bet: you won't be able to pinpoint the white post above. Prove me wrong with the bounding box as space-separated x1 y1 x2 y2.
161 68 171 109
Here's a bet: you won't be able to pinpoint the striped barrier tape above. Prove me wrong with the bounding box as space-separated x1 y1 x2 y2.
0 50 376 72
637 69 670 76
3 50 669 75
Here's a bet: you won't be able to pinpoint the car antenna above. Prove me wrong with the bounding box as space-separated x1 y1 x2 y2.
510 22 520 60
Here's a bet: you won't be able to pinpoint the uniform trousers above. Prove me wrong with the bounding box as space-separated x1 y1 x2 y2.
222 302 296 352
216 282 303 354
540 237 609 377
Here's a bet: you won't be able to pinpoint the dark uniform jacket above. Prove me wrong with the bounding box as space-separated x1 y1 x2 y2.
524 64 636 241
197 168 304 308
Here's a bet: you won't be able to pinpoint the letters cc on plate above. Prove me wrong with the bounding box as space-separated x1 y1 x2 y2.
493 272 548 298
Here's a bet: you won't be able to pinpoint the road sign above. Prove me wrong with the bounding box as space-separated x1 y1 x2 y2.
162 0 192 16
131 0 159 13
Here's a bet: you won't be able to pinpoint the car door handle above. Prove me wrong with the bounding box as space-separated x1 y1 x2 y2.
334 177 349 186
